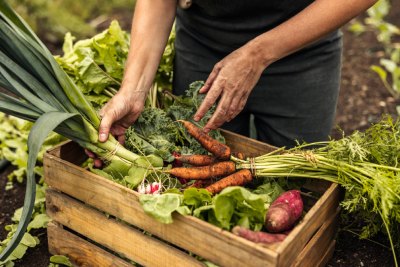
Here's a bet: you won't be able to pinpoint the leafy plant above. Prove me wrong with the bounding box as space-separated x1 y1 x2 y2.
0 2 145 261
348 0 400 114
8 0 134 44
140 183 283 231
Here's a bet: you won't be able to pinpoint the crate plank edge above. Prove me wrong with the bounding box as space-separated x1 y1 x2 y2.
44 131 340 267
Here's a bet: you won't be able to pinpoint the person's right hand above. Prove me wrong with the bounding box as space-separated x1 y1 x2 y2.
98 90 147 144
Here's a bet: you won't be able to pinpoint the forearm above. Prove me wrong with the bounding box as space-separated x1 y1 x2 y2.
121 0 176 97
249 0 378 67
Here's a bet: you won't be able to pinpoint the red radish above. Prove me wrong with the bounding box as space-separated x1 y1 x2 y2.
232 226 287 244
265 190 303 233
172 151 183 167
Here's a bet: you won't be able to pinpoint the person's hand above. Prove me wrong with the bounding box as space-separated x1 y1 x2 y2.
98 90 147 143
193 44 267 132
85 90 146 168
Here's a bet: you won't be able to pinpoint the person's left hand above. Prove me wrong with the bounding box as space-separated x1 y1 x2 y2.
193 44 267 132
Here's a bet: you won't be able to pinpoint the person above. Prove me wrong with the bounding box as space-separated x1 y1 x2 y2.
97 0 378 148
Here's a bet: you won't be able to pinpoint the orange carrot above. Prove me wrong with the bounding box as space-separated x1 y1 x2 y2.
178 120 231 160
175 154 217 166
205 169 253 194
167 161 236 180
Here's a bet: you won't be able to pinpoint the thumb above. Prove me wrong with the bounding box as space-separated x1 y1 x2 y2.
98 112 114 142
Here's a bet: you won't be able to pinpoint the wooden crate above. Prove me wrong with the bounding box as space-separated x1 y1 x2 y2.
44 130 341 267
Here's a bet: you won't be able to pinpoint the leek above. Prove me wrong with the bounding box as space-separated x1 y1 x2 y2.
0 1 140 260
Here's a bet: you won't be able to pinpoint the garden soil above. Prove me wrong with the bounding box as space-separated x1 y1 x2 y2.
1 7 400 266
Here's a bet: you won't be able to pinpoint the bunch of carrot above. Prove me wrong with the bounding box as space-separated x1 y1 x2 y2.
168 121 304 245
167 120 253 194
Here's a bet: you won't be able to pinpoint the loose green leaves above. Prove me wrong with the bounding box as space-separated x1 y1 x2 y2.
0 112 78 261
139 185 278 231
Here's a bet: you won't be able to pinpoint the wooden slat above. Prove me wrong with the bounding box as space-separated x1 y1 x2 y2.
221 129 276 156
44 147 279 267
47 222 133 267
291 208 339 267
46 189 205 267
44 133 340 267
277 183 340 267
318 240 336 267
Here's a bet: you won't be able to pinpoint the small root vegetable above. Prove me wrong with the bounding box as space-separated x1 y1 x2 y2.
205 169 253 194
187 179 214 189
175 154 217 166
265 190 303 233
178 120 231 159
167 161 236 180
232 226 287 244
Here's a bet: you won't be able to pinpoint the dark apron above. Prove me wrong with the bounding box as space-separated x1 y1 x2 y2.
173 0 342 148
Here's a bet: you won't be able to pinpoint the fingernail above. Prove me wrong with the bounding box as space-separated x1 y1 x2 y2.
99 133 107 142
193 116 200 121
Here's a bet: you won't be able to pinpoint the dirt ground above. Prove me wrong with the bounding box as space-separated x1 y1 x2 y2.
1 6 400 267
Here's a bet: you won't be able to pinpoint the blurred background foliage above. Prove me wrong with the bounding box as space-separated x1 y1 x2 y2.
8 0 135 50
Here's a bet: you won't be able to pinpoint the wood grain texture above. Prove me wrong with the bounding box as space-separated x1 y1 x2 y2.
291 208 340 267
317 240 336 267
47 222 134 267
46 189 205 267
44 159 278 266
220 129 277 157
276 184 340 267
44 131 340 267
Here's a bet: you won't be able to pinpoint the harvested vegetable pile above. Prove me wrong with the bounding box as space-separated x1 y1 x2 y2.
153 116 399 265
0 2 399 265
0 3 220 261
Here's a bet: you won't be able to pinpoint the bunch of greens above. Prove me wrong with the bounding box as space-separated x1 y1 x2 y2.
124 81 226 163
56 21 176 109
0 2 145 261
56 21 129 108
140 182 283 231
233 115 400 264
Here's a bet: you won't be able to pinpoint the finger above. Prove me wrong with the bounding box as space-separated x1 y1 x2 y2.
200 64 221 94
110 124 128 138
98 111 116 142
194 82 223 121
94 158 103 169
84 149 96 159
117 134 125 145
226 94 246 122
203 93 232 132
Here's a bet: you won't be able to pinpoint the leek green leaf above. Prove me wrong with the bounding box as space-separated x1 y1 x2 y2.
0 111 78 261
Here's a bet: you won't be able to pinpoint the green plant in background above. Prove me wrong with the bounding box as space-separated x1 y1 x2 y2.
8 0 134 44
349 0 400 114
0 115 61 267
57 20 175 109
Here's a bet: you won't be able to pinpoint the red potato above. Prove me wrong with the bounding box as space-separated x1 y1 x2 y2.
265 190 303 233
232 226 287 244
